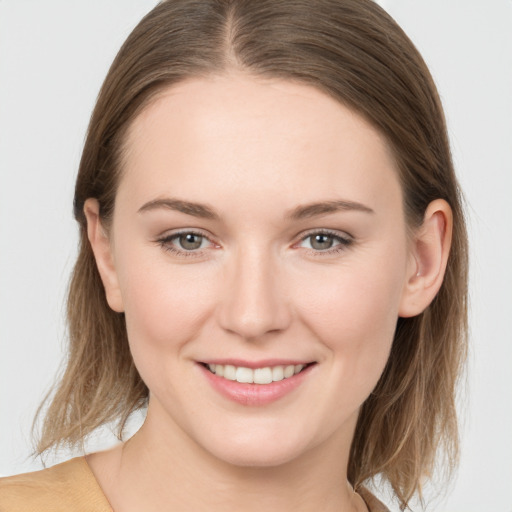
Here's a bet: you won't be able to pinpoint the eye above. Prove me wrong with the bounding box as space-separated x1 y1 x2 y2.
174 232 207 251
156 230 215 257
297 230 352 254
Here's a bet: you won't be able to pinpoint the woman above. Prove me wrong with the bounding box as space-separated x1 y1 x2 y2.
0 1 468 511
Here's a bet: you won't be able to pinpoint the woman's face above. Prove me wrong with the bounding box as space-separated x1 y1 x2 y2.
100 74 416 467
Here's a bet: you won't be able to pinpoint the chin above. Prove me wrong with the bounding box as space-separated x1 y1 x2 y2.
194 423 320 469
210 442 305 468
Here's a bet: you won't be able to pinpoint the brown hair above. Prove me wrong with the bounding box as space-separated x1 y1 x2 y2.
34 0 468 508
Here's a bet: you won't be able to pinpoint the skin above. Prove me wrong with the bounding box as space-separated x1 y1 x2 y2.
84 73 452 512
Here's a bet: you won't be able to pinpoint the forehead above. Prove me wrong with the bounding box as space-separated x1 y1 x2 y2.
118 74 401 216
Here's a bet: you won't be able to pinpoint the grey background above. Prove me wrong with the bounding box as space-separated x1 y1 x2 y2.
1 1 511 510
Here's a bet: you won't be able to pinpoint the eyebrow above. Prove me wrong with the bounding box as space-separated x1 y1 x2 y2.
138 198 220 220
137 197 374 220
285 199 374 220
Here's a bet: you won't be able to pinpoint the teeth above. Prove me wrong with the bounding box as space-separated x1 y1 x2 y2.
224 365 236 381
236 367 254 383
254 367 273 384
284 365 295 378
272 366 284 381
207 363 306 384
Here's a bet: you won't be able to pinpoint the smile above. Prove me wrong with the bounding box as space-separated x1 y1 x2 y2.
206 363 306 384
199 361 316 406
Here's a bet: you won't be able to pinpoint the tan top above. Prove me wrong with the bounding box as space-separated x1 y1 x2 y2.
0 456 389 512
0 457 112 512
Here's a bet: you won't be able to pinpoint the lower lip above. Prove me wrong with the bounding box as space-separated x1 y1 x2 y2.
199 364 314 406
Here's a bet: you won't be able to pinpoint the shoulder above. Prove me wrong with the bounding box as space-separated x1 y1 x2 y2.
0 457 112 512
358 486 391 512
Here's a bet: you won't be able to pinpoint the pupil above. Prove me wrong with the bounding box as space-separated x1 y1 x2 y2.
180 233 202 250
311 234 333 250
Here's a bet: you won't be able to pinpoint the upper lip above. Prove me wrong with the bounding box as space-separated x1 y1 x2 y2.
199 359 315 369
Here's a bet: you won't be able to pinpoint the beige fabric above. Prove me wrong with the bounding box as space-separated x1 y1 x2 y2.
0 457 112 512
0 456 390 512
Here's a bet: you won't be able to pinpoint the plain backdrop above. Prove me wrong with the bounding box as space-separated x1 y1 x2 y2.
1 1 511 511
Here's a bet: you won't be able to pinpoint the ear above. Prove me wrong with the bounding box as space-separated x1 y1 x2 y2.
399 199 453 318
83 198 124 313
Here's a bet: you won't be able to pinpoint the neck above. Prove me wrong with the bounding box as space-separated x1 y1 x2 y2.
106 402 362 512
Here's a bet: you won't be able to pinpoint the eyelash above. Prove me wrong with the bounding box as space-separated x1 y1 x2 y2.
155 229 353 258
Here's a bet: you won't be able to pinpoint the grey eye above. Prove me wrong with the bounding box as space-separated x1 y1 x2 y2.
178 233 204 250
309 233 335 250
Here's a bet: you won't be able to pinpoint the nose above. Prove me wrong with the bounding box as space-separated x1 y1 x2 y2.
217 246 292 340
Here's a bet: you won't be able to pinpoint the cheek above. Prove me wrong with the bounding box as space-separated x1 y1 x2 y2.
294 251 407 386
115 249 215 365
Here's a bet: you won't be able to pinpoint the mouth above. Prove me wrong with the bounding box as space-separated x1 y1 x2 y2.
201 362 314 385
199 361 316 406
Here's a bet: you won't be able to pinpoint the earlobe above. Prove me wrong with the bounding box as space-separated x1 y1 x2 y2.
83 198 124 313
398 199 453 318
